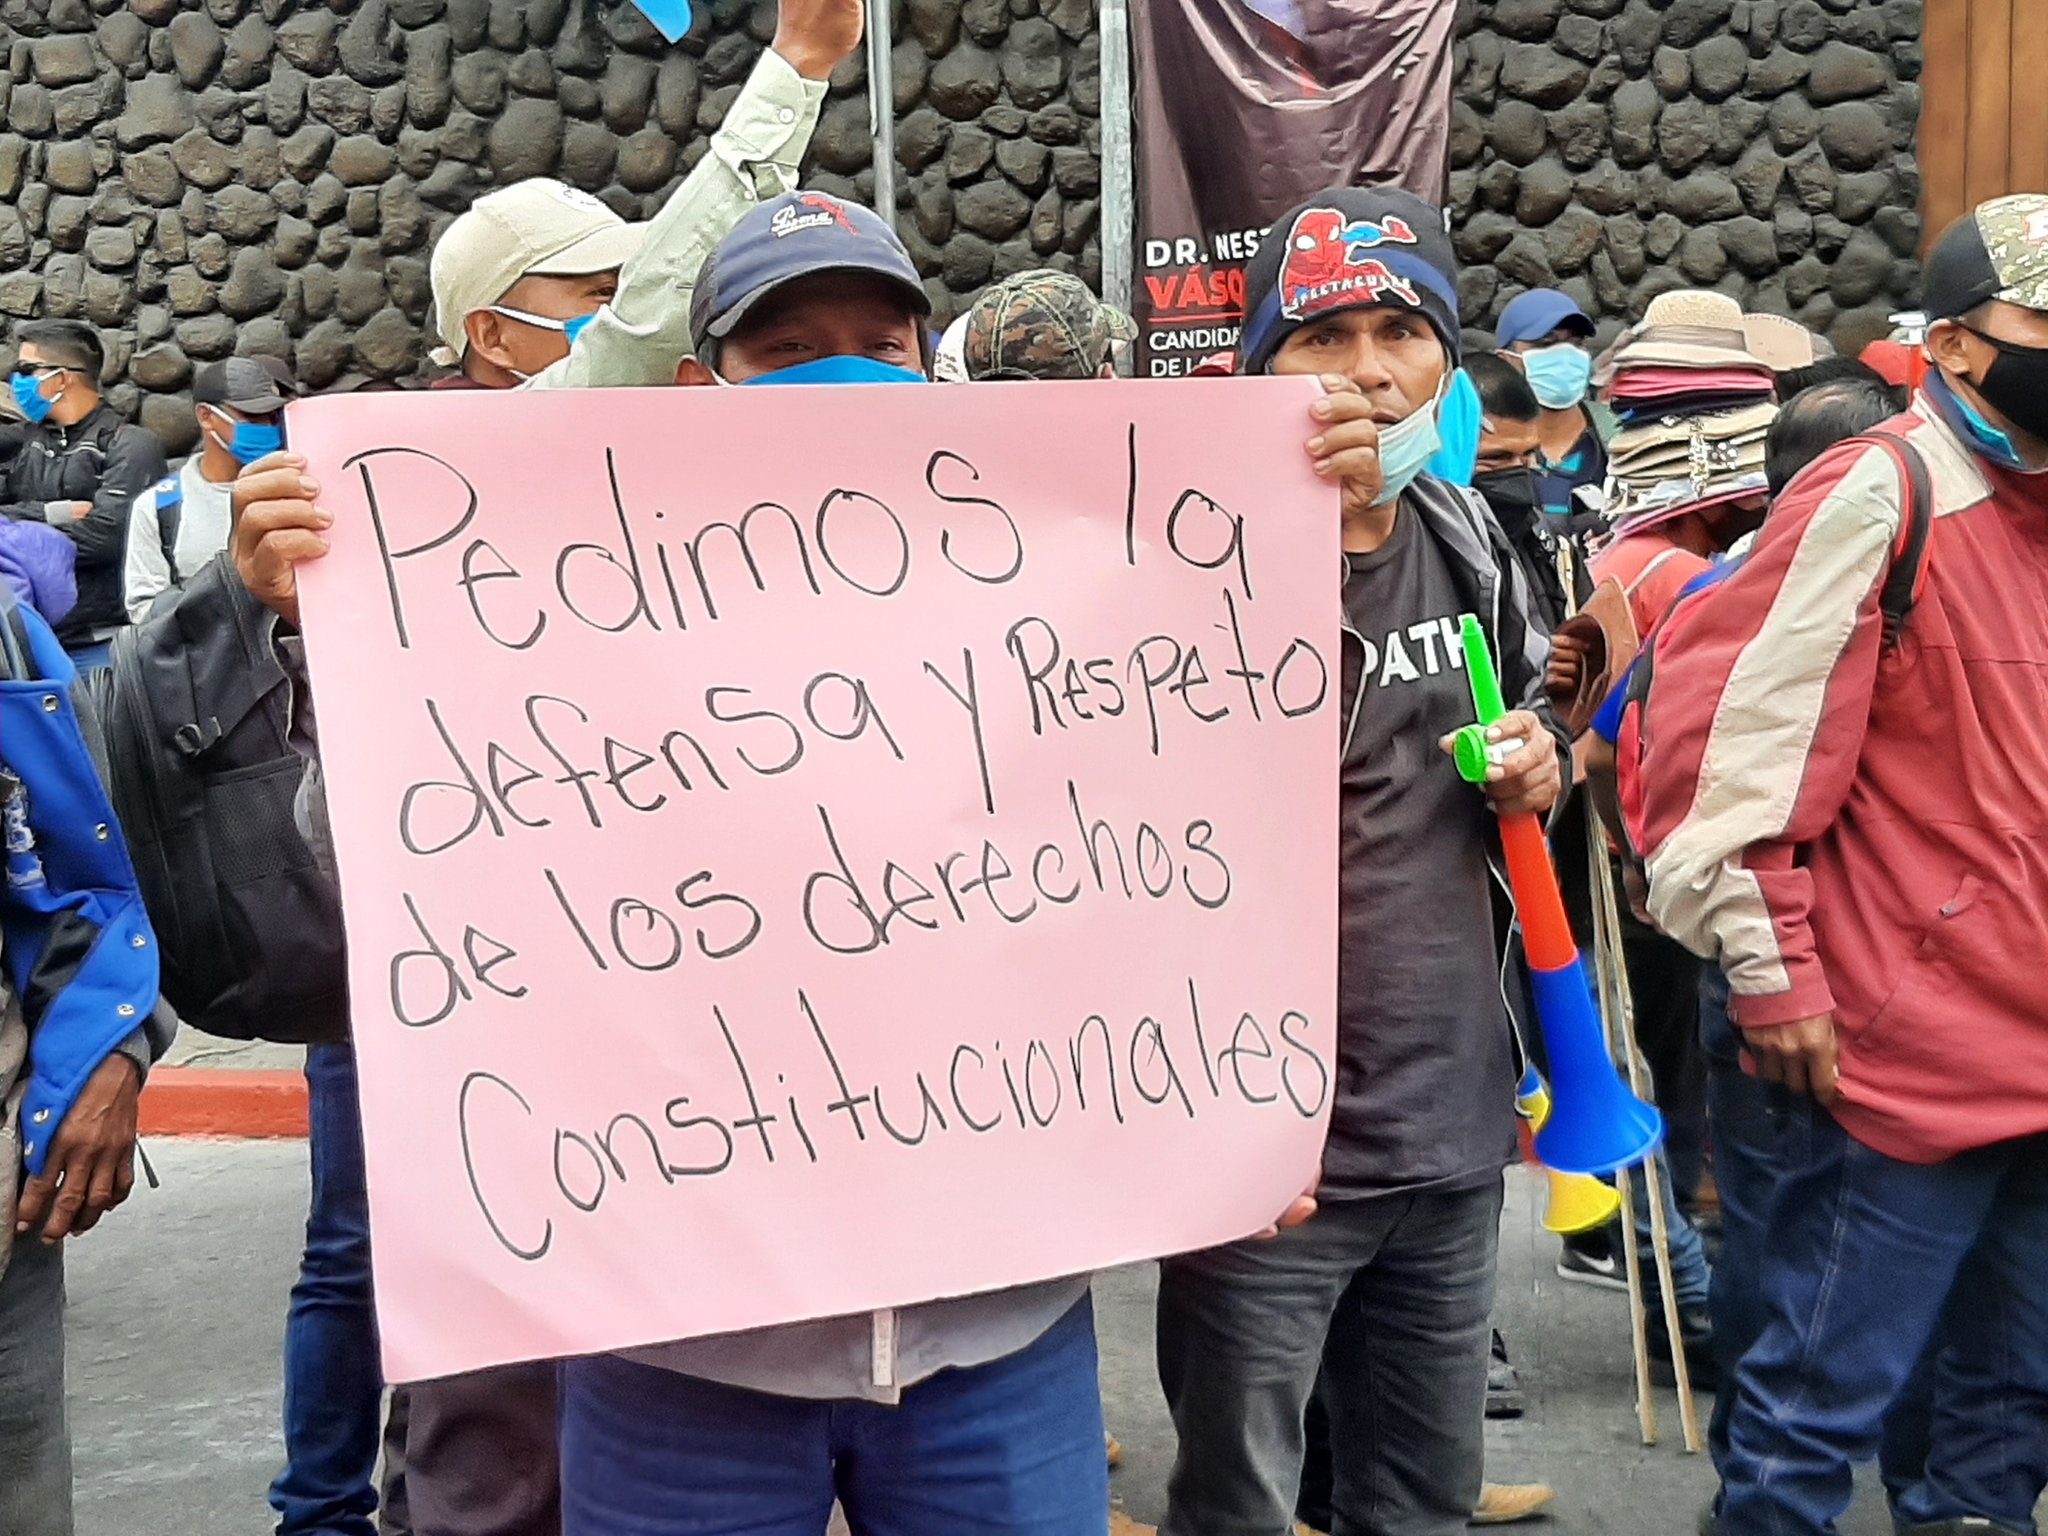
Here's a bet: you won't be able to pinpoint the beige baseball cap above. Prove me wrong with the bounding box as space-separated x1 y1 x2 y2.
428 179 646 365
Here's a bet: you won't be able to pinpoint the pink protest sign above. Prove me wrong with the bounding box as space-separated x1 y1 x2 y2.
290 377 1337 1383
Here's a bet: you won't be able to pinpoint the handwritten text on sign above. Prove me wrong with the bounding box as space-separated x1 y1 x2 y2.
291 378 1337 1382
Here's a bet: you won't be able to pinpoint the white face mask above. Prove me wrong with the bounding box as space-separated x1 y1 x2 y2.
479 306 603 381
487 305 601 345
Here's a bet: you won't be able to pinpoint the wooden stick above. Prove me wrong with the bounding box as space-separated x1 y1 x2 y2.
1611 1157 1659 1445
1586 819 1659 1447
1588 826 1704 1453
1553 538 1691 1449
1554 540 1660 1444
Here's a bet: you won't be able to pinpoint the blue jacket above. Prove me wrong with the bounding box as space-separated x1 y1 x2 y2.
0 592 162 1175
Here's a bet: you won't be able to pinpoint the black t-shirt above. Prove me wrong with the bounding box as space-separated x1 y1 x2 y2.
1326 507 1518 1200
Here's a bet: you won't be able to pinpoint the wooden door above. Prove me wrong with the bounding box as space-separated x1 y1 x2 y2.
1920 0 2048 245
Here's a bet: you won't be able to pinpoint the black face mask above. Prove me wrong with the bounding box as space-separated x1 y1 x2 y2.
1963 326 2048 443
1472 466 1543 531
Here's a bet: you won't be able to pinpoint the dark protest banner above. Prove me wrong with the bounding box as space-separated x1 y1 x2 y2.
1129 0 1455 376
290 380 1338 1381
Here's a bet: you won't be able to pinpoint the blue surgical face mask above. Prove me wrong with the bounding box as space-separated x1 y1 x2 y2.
1521 343 1593 410
1955 390 2023 466
1931 369 2040 474
228 420 284 465
1373 383 1447 507
738 356 928 387
10 369 56 425
204 409 284 467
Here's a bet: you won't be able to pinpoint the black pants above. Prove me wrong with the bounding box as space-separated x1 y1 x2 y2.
1619 904 1705 1207
381 1363 562 1536
1159 1181 1503 1536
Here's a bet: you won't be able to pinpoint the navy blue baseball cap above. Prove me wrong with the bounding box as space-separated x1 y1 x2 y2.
1494 288 1596 348
689 191 932 364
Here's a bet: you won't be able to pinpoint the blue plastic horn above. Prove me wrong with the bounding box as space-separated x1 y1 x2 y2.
1526 959 1664 1176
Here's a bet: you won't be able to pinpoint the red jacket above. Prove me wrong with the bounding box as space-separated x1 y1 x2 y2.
1635 394 2048 1163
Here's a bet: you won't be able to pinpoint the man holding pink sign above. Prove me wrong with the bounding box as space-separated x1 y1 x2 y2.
1155 188 1569 1536
235 192 1337 1534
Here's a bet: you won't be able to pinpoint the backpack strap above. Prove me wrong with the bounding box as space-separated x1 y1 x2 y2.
1622 546 1693 601
165 557 287 758
151 473 183 576
1857 431 1934 652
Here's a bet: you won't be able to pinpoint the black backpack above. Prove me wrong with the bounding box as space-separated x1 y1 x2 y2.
83 554 348 1043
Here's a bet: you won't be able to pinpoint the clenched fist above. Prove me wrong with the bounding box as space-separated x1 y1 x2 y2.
773 0 864 80
232 450 330 630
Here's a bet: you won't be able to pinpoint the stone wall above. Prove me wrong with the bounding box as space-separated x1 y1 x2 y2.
1448 0 1925 352
1 0 1923 454
0 0 1101 453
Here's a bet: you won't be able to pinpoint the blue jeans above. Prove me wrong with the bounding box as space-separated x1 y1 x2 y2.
1701 971 1937 1499
62 639 111 674
558 1297 1108 1535
270 1044 383 1536
1628 1144 1712 1310
1717 1105 2048 1536
1701 966 1779 1464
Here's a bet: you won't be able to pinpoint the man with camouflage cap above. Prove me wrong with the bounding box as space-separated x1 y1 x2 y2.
1635 193 2048 1536
958 270 1136 381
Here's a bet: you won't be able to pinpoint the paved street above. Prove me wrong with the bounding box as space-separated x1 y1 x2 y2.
63 1142 1934 1535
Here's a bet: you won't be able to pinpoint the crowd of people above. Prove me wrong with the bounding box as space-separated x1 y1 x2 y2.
4 1 2046 1528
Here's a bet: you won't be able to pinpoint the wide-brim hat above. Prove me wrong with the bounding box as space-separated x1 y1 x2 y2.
1597 325 1766 384
1605 398 1775 525
1609 479 1771 536
1741 312 1830 371
1608 363 1778 400
1609 400 1777 458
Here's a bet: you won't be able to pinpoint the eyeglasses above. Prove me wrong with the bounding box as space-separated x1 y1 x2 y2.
10 364 69 381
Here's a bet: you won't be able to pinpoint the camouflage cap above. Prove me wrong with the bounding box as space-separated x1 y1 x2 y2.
961 270 1138 381
1923 193 2048 319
